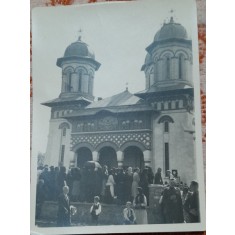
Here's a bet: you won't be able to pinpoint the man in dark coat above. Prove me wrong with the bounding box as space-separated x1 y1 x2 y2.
57 186 71 227
115 169 125 204
154 168 163 185
184 180 200 223
36 179 46 220
159 179 184 223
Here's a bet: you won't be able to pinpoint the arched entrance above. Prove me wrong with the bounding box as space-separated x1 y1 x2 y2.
98 147 118 169
123 146 144 170
76 147 92 168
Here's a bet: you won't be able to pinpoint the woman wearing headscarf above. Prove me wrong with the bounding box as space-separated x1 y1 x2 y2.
131 168 140 199
105 169 116 204
133 187 148 224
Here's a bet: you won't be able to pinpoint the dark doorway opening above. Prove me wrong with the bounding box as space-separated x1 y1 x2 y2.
123 146 144 170
99 147 117 169
76 147 92 168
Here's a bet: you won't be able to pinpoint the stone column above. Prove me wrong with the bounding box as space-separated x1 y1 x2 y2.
143 150 151 167
145 72 150 89
88 76 92 95
82 75 89 93
185 59 192 83
61 74 67 92
157 59 164 81
116 150 124 168
92 151 99 162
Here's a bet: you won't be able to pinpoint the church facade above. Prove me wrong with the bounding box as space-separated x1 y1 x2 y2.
43 17 196 184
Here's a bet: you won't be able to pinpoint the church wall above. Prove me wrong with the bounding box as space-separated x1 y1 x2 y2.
152 110 196 185
45 118 73 170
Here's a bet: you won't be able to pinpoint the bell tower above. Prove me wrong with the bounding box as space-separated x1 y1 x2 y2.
42 35 101 168
56 35 101 101
141 17 193 92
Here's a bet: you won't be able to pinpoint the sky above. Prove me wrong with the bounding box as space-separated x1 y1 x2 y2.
32 0 198 157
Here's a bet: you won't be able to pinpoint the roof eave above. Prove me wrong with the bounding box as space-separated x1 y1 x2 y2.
56 56 101 70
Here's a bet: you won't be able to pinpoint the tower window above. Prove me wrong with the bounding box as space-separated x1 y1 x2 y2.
179 55 184 79
60 145 65 164
164 122 169 133
166 57 170 79
164 143 169 176
78 71 82 92
161 102 164 110
175 101 179 109
168 101 172 110
68 73 72 92
62 128 66 136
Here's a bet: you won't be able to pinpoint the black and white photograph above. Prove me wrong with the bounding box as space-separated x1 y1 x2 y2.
31 0 205 234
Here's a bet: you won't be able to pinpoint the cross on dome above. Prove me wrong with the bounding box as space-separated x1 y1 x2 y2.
78 28 83 41
126 82 129 91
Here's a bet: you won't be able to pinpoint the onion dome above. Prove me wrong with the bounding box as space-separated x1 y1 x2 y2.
154 17 188 41
64 37 95 59
57 36 100 70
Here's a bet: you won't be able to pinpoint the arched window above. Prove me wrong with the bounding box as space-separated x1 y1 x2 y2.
175 100 179 109
59 122 70 137
166 57 170 80
164 122 169 133
179 54 184 80
158 115 174 124
168 101 172 110
78 71 82 92
68 72 72 92
62 128 66 136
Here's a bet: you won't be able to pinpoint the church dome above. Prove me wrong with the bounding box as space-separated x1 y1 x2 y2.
154 17 188 41
64 38 95 59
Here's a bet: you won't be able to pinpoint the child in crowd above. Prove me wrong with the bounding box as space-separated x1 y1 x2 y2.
90 196 102 225
123 201 136 225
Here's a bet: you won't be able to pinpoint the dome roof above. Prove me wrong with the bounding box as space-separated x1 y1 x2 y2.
64 38 95 59
154 17 188 41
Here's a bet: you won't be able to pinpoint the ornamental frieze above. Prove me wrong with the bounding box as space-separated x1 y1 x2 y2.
71 131 151 150
76 117 147 132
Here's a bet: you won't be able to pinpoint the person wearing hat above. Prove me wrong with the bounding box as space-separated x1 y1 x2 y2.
133 187 148 224
123 201 136 225
90 196 102 225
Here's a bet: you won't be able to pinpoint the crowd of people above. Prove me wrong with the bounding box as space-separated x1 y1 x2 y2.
36 163 200 225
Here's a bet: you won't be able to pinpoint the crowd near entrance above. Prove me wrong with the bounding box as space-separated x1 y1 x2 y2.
76 147 92 168
123 146 144 170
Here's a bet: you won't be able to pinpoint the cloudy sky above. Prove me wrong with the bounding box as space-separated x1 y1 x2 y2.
32 0 198 157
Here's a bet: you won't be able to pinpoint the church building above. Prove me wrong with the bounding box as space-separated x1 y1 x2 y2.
42 17 196 184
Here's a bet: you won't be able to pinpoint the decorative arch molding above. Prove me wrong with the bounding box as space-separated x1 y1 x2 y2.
63 66 75 74
120 141 146 152
174 49 190 60
88 69 94 77
59 122 70 129
72 142 94 152
96 141 119 152
94 109 115 117
159 49 175 59
75 66 88 74
158 115 174 124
